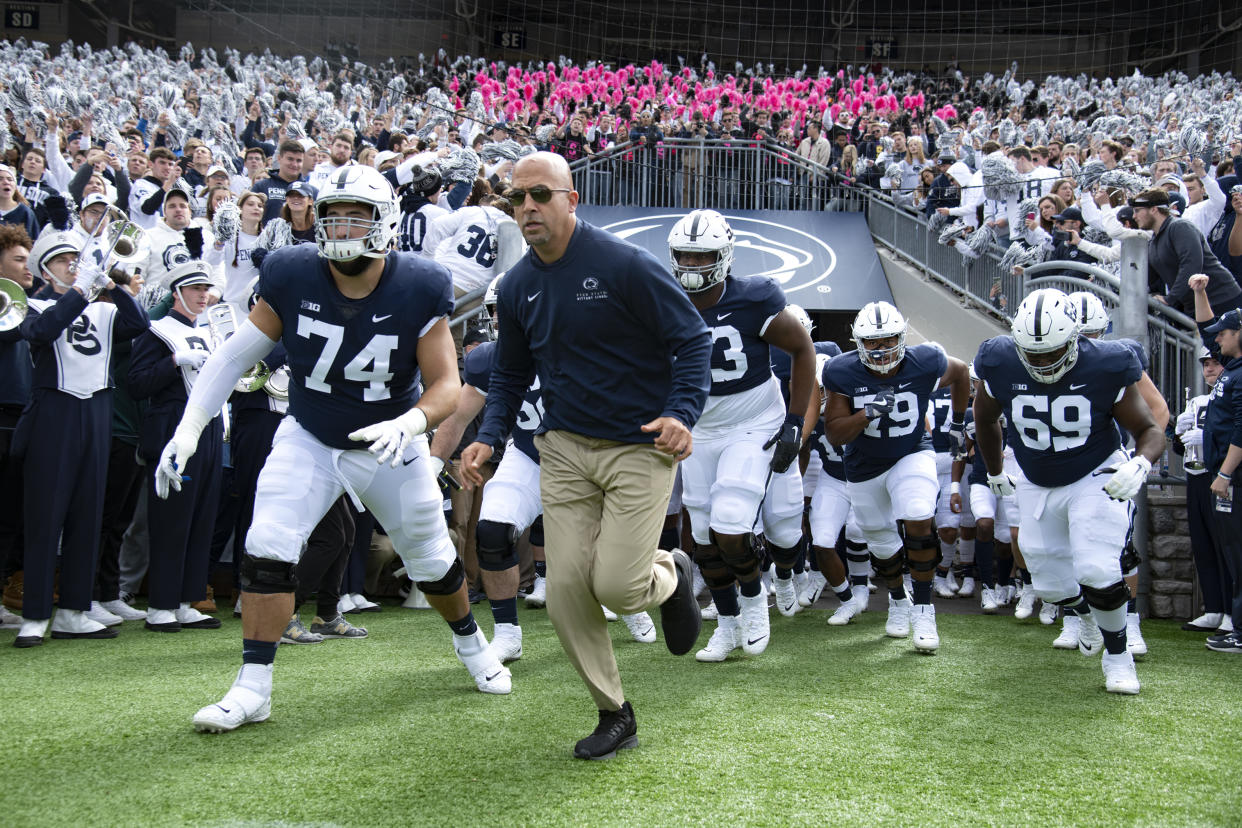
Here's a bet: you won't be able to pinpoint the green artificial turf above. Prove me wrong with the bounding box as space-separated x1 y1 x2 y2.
3 604 1238 827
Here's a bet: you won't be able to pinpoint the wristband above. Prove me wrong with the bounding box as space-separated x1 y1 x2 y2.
1219 471 1233 481
950 482 961 495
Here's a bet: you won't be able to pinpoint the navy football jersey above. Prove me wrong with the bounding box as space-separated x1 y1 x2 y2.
773 340 840 406
258 244 454 450
974 335 1141 488
1110 337 1149 446
463 339 543 463
823 342 948 481
699 275 787 397
927 385 957 453
1203 355 1242 475
808 344 847 482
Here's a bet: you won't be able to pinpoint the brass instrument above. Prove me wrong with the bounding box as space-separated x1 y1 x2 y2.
0 277 28 333
73 205 148 299
1183 387 1204 471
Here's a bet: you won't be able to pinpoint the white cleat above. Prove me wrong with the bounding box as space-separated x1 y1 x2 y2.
933 574 957 599
943 569 960 594
86 601 124 627
799 571 827 607
454 629 512 694
980 587 999 614
695 615 741 662
912 604 940 653
491 622 523 663
1038 601 1059 625
793 571 810 605
773 576 801 617
1014 588 1037 620
690 561 707 599
193 674 272 733
1102 650 1141 695
1126 613 1147 658
100 598 147 621
700 600 718 621
885 596 913 638
1077 613 1104 657
957 576 976 598
622 612 657 643
523 575 547 608
1053 615 1081 649
601 605 618 622
739 593 770 655
850 584 870 612
0 605 20 629
827 595 867 626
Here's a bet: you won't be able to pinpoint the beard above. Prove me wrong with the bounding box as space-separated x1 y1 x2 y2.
332 255 372 276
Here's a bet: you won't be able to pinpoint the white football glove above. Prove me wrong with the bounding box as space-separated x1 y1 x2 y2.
1103 456 1152 502
348 407 428 467
172 348 209 368
155 424 202 499
1181 428 1203 448
1174 408 1196 436
987 472 1016 497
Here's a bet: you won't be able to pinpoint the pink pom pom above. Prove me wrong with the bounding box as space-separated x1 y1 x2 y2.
523 83 536 101
852 78 863 95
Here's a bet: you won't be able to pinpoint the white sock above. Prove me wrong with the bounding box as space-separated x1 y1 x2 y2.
237 663 274 697
958 538 975 564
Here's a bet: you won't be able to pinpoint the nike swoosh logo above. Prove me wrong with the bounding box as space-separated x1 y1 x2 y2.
402 456 417 466
484 670 503 682
898 382 912 389
1070 383 1086 390
747 636 768 646
639 625 654 636
373 314 392 322
781 602 796 613
527 292 541 301
217 706 231 714
718 312 733 320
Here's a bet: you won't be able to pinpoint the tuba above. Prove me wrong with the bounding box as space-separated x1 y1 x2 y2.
0 278 28 333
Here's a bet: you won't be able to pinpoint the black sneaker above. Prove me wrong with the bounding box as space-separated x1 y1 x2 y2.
1206 630 1234 647
1206 632 1242 653
573 701 637 760
658 549 702 656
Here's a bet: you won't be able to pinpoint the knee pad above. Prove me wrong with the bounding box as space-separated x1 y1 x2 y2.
1081 580 1131 612
871 551 905 580
416 558 465 596
475 519 519 572
844 539 870 565
767 540 802 570
528 515 545 548
240 554 298 594
713 530 761 577
905 533 941 572
692 543 733 590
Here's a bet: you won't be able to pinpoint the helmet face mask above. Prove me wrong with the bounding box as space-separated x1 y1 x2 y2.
313 166 399 263
1012 289 1080 383
668 209 734 292
852 301 907 373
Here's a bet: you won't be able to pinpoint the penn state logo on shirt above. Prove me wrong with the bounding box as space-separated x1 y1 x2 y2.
163 243 192 271
70 316 101 356
576 276 608 302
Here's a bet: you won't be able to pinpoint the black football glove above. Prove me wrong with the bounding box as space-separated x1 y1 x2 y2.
948 417 967 460
764 413 804 474
863 389 896 420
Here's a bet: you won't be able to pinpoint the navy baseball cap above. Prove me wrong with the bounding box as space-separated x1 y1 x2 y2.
1203 309 1242 334
286 181 317 199
1052 206 1084 223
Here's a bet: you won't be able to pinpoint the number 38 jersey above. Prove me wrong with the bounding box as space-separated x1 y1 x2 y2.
822 342 947 482
258 244 455 450
973 335 1141 488
463 339 544 464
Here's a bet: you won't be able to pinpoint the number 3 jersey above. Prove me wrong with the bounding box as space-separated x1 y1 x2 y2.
822 342 947 482
693 274 788 433
463 339 544 463
973 335 1141 488
258 244 455 450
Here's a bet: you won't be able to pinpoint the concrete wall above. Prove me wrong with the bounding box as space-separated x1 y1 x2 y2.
1 0 69 46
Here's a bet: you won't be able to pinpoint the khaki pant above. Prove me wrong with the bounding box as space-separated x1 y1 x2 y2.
536 430 679 710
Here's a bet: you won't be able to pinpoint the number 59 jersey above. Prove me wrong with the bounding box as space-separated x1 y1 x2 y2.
973 335 1141 488
258 244 455 450
463 339 544 464
822 342 947 482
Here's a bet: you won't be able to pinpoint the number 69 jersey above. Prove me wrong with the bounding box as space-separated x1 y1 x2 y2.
973 335 1141 488
822 342 947 482
258 244 454 450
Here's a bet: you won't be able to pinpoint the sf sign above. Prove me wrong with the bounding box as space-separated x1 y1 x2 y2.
601 214 838 295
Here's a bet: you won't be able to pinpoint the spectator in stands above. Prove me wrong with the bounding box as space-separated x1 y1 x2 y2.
307 131 356 193
1043 205 1099 275
0 166 38 240
252 140 306 223
279 181 317 243
1207 186 1242 286
1135 188 1242 314
17 148 59 230
129 147 185 232
1181 158 1227 240
797 121 832 168
139 184 211 293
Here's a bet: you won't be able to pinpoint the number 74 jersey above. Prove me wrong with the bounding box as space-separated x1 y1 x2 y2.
258 244 455 450
973 335 1141 488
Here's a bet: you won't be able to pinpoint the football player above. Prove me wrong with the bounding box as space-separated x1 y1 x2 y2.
927 384 974 598
155 166 510 733
1066 291 1170 656
665 210 816 662
823 301 971 653
973 288 1165 694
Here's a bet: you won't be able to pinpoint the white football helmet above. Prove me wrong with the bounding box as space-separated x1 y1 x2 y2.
313 165 400 261
1067 290 1110 337
667 209 734 292
852 301 907 372
480 271 505 335
787 303 813 336
1011 289 1081 383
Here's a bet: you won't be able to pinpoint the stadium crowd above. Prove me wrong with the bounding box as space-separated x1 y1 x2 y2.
1 38 1240 749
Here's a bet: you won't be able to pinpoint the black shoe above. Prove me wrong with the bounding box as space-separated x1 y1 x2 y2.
658 549 702 656
573 702 637 760
181 617 222 629
50 627 118 639
1206 632 1242 653
13 635 42 648
145 620 182 632
1206 630 1233 646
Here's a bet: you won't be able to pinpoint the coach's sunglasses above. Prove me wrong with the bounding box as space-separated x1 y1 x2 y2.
507 187 571 208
